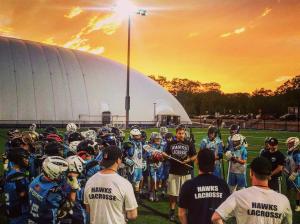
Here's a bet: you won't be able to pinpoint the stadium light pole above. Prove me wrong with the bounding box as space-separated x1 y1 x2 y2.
114 1 147 129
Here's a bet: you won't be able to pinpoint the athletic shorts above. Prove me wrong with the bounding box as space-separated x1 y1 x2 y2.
133 168 143 183
149 165 163 181
228 173 246 188
167 174 191 197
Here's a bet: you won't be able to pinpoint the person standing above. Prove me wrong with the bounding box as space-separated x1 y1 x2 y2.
84 146 138 224
178 149 230 224
211 157 292 224
164 125 197 221
261 137 285 192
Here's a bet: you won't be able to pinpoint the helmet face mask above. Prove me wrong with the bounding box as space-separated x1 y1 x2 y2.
231 134 242 150
130 128 141 140
66 155 85 174
159 127 168 136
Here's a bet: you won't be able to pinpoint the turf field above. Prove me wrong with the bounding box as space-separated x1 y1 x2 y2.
0 128 299 224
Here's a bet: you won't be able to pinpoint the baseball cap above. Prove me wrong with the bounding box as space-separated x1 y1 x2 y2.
250 157 272 176
100 145 122 168
268 137 278 146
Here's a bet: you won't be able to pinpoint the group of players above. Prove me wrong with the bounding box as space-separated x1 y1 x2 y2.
1 122 300 224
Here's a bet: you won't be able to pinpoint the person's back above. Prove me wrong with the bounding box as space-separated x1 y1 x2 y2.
84 146 138 224
216 186 291 224
179 174 230 224
212 157 292 224
85 172 134 224
178 148 230 224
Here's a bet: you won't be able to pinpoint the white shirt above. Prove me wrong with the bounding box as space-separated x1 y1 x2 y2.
216 186 292 224
84 172 138 224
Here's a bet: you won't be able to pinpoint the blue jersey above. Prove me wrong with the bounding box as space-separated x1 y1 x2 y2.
60 184 87 224
200 137 223 159
228 146 247 174
4 168 29 221
85 159 101 179
128 140 144 169
28 175 64 223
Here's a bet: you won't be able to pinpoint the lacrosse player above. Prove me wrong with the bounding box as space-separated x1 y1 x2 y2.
225 133 247 193
200 126 223 178
285 137 300 211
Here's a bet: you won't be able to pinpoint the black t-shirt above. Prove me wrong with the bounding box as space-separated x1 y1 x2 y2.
178 174 230 224
261 150 285 178
165 139 196 175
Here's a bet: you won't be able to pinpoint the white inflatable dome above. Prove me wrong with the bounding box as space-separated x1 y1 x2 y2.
0 36 191 125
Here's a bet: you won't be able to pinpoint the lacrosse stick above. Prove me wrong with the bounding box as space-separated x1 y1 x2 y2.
143 145 193 169
283 168 300 193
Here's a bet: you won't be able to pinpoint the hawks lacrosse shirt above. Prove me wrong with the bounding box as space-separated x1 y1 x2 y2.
216 186 292 224
179 174 230 224
84 173 138 224
165 139 196 175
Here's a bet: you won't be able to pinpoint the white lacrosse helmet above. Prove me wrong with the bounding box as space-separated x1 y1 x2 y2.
69 141 81 153
29 123 37 132
66 155 85 174
130 128 141 138
81 130 97 141
286 137 300 152
42 156 69 180
231 134 242 149
66 123 78 132
160 126 168 135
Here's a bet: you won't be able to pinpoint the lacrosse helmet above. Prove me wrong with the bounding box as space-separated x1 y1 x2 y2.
7 129 21 140
286 137 300 152
42 156 69 180
44 141 65 157
208 126 218 140
46 133 63 143
68 132 84 143
231 134 242 150
66 155 85 174
102 134 117 146
69 141 81 154
130 128 141 139
159 126 168 136
150 132 162 143
7 147 30 168
29 123 37 132
66 123 78 133
229 124 240 135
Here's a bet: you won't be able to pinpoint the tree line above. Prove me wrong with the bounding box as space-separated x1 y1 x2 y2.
148 75 300 117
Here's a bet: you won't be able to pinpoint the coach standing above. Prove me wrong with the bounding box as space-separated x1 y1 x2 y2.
261 137 285 192
164 125 197 221
178 149 230 224
84 146 138 224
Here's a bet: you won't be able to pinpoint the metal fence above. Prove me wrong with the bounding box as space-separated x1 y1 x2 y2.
191 118 300 132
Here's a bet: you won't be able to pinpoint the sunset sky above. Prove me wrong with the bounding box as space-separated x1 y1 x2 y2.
1 0 300 93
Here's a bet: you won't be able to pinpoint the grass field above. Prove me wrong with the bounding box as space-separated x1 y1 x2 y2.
0 128 299 224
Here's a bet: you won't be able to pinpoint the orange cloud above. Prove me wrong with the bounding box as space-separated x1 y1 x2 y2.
275 76 292 82
64 6 83 19
261 8 272 17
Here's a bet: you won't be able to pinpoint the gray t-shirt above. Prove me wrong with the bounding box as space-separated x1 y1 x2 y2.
84 173 138 224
